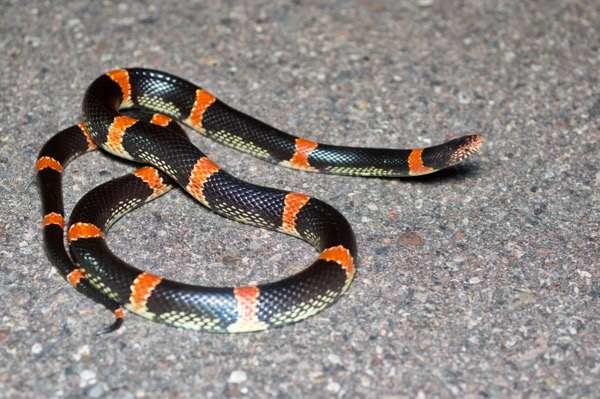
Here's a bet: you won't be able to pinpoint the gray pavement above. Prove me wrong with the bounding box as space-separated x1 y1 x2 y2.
1 0 598 398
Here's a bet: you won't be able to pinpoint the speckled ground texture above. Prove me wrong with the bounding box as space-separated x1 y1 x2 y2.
1 0 598 398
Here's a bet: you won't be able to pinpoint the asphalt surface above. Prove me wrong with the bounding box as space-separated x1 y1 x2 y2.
1 1 598 398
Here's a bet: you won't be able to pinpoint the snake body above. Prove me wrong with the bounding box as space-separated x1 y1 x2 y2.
36 68 483 333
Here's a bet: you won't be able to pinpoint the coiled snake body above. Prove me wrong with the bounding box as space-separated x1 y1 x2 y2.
36 68 483 333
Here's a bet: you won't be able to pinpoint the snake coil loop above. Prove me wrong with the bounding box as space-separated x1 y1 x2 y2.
37 68 483 333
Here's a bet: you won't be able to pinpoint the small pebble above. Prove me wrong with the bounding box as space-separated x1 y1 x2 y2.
31 343 42 355
327 353 342 365
227 370 247 384
79 369 97 387
399 232 423 246
87 382 109 398
326 382 341 393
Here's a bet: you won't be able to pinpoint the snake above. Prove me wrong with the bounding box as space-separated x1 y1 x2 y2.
36 68 483 334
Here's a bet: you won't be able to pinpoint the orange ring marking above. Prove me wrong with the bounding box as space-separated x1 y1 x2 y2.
67 223 104 243
67 269 85 287
114 308 125 319
319 245 355 277
106 116 137 155
43 212 64 229
186 157 221 204
150 113 172 127
106 69 132 104
187 89 216 129
36 156 62 173
77 123 97 150
129 272 162 312
281 193 311 234
290 138 318 169
408 148 434 176
232 286 263 328
133 166 169 197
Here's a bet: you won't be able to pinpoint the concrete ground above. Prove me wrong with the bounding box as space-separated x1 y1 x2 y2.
1 0 598 398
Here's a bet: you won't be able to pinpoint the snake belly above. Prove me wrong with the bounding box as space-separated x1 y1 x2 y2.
36 68 483 333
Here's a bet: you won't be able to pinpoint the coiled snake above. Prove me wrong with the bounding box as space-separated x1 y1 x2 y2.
36 68 483 333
